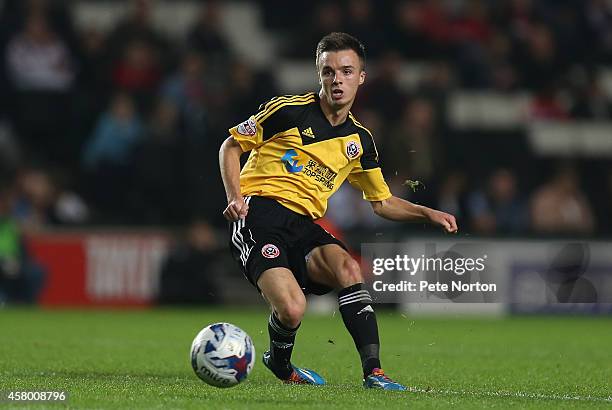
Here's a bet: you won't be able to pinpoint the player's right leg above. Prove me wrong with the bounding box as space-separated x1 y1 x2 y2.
257 267 325 385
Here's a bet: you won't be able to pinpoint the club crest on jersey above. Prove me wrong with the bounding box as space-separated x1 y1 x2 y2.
237 118 257 136
261 244 280 259
346 141 360 159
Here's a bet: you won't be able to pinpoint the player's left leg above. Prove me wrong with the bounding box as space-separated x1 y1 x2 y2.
307 244 407 390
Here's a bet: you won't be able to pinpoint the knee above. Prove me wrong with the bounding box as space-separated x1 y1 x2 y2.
275 294 306 328
337 257 363 287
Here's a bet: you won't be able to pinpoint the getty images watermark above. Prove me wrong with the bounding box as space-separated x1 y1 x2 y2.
361 242 503 303
362 242 500 303
372 253 494 293
361 241 612 304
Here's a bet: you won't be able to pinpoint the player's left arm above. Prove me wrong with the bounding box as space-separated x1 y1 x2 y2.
370 196 458 233
347 132 457 233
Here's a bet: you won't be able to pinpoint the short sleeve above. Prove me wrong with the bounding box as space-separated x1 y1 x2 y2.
347 133 392 201
229 115 264 152
228 95 312 152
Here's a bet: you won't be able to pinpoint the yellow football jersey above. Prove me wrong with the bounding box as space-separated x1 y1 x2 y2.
228 92 392 218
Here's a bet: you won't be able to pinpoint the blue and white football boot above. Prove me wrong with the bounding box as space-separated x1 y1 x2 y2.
263 351 325 385
363 368 408 391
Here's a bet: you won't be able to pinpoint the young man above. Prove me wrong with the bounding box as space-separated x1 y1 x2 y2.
219 32 457 390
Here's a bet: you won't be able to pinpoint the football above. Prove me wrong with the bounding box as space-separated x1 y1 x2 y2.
190 322 255 388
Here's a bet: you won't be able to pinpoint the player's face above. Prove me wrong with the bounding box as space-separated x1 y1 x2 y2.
317 49 366 109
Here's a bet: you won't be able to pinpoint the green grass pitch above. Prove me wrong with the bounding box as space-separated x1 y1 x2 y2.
1 308 611 409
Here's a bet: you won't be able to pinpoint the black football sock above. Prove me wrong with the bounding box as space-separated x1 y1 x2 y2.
267 312 299 379
338 283 381 378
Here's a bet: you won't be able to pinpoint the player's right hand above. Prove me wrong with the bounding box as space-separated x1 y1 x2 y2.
223 197 249 221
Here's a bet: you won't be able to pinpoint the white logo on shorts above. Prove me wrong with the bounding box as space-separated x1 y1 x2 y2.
237 118 257 136
261 244 280 259
358 305 374 315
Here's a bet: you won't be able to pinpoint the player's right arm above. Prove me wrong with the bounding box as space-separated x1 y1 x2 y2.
220 93 314 221
219 105 267 221
219 100 280 221
219 136 249 221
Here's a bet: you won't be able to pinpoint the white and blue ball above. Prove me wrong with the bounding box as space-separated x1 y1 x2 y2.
190 322 255 388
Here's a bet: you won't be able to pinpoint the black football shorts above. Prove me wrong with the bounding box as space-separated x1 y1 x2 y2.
228 196 347 295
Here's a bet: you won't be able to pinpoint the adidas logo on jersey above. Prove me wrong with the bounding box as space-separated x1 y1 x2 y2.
301 127 315 138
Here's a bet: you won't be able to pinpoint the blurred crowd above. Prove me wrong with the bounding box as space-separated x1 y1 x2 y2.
0 0 611 239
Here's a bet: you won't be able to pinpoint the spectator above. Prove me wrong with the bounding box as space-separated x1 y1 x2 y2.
5 11 75 92
357 50 406 120
455 26 515 90
0 179 45 304
160 51 209 139
345 0 382 59
111 40 162 113
467 168 529 235
4 10 76 163
131 99 190 225
593 169 612 235
486 31 520 92
82 93 143 220
528 85 570 121
285 2 345 58
390 1 435 59
105 0 171 68
224 60 279 126
12 166 55 231
0 119 20 171
83 92 143 170
419 0 453 53
584 0 612 64
416 60 454 129
569 69 612 120
383 98 440 184
78 27 110 93
531 165 595 235
492 0 539 49
158 220 222 305
326 184 367 230
435 170 468 224
451 0 496 89
187 1 231 63
549 3 587 65
451 0 493 46
71 28 111 165
12 166 89 231
517 24 565 91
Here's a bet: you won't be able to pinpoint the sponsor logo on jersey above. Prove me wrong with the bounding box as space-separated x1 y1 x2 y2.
346 140 360 159
237 118 257 136
281 149 303 173
280 150 337 189
261 244 280 259
303 159 336 190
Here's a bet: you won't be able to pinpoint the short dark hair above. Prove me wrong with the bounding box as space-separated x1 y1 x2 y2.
315 32 366 70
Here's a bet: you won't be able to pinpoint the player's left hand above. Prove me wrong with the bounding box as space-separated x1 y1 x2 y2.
424 208 458 234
